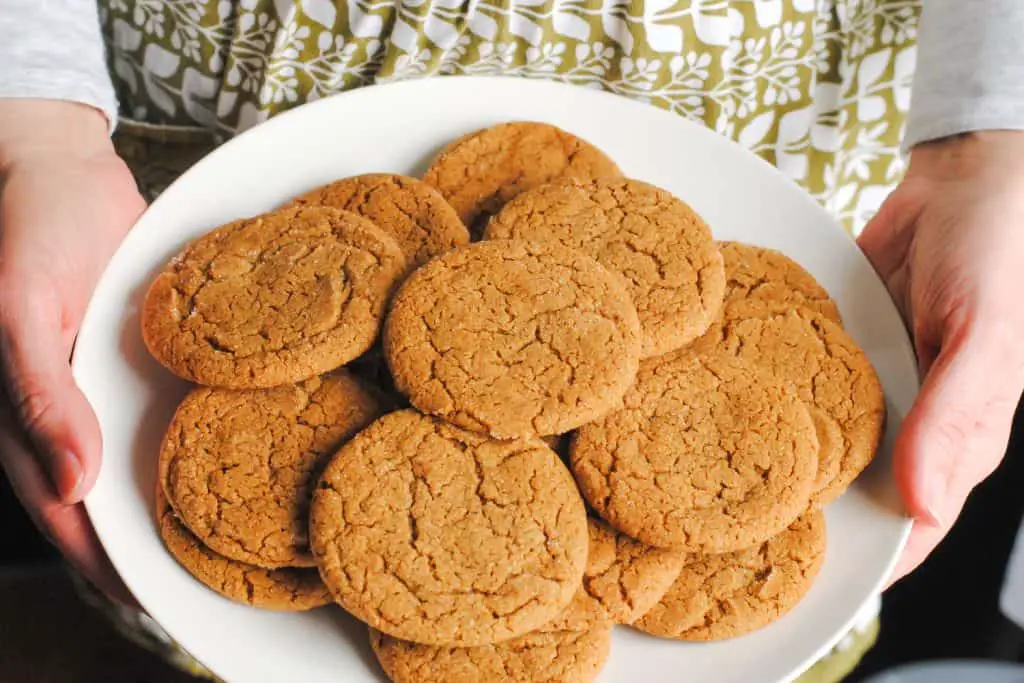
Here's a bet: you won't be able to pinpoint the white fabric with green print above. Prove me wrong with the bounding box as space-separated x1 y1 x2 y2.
99 0 920 234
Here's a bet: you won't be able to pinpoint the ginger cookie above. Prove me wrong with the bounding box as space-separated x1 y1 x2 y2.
584 518 686 624
423 122 621 233
142 205 406 389
310 410 590 646
384 240 642 439
160 370 384 568
486 178 725 357
719 241 841 324
634 511 826 641
368 586 611 683
696 303 885 506
287 174 470 269
156 488 330 611
570 351 818 553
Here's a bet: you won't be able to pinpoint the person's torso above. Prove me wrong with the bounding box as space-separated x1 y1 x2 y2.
98 0 921 232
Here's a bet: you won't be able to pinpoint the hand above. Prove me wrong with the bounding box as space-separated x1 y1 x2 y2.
858 131 1024 585
0 100 146 602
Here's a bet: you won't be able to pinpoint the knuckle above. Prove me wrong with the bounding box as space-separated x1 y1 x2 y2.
932 405 1007 493
11 377 56 437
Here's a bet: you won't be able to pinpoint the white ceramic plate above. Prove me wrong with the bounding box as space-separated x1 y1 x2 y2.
73 76 918 683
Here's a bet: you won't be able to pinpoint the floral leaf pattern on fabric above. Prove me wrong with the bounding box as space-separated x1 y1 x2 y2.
98 0 921 233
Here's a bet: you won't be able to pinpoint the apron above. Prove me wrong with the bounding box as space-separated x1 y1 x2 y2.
89 0 920 679
98 0 920 234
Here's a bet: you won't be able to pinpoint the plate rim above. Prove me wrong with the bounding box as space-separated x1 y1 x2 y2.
72 75 916 683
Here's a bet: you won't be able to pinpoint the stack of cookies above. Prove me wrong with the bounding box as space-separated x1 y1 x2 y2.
142 121 886 682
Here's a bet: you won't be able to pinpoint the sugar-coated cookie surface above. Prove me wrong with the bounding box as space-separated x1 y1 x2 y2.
288 173 469 269
369 586 612 683
141 205 406 388
423 122 622 232
486 178 725 357
310 410 590 647
384 240 642 439
634 511 826 641
719 241 842 324
159 370 384 568
571 352 817 553
583 519 686 625
695 302 885 506
156 489 331 611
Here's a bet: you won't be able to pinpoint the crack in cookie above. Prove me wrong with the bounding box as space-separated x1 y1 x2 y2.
160 370 385 568
142 205 406 388
310 410 589 646
486 178 725 357
633 511 825 641
571 351 817 553
384 241 642 439
287 174 469 270
156 488 330 610
423 122 622 234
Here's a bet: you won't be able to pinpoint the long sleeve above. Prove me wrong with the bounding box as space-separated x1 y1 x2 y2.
0 1 119 133
906 0 1024 148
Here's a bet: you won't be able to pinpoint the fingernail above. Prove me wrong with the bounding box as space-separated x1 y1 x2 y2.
50 450 85 503
919 473 946 528
919 503 943 528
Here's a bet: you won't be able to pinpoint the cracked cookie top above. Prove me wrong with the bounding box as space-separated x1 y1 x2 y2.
694 303 885 506
384 240 642 439
719 241 841 324
159 370 385 568
571 351 817 554
142 205 406 389
583 518 686 625
423 122 622 233
287 173 470 270
485 178 725 357
155 488 330 611
633 511 825 641
310 410 590 647
368 585 612 683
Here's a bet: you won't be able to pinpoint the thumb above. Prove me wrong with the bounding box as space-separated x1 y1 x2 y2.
0 286 102 504
894 319 1023 530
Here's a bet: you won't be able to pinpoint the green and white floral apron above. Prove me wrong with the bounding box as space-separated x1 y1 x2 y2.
88 0 920 679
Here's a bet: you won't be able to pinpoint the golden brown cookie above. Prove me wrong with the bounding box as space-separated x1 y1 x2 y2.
368 585 611 683
310 410 590 646
633 511 826 641
584 518 686 624
384 240 642 439
156 488 330 610
160 370 384 568
486 178 725 357
719 241 841 324
571 351 818 553
142 205 406 389
287 174 470 269
696 303 885 506
423 122 621 233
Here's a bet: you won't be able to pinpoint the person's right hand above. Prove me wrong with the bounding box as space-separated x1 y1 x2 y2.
0 100 146 602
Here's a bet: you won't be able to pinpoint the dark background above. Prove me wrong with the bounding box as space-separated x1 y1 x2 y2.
1 402 1022 682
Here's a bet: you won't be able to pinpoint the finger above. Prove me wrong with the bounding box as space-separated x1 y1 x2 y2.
856 190 919 281
0 288 101 504
894 321 1023 529
0 402 134 607
884 521 945 589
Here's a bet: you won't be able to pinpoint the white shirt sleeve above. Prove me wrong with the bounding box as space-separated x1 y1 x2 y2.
906 0 1024 148
0 0 119 134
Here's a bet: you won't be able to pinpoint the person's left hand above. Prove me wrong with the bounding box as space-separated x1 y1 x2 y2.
858 130 1024 584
